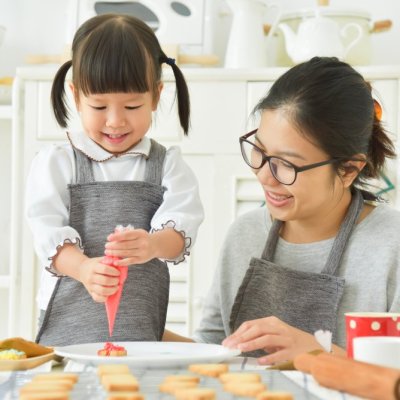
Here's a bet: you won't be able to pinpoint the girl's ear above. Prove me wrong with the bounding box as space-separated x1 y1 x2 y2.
340 154 367 188
152 82 164 110
69 83 80 111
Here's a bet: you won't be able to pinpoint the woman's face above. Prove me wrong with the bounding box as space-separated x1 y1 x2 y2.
72 85 161 154
254 109 347 224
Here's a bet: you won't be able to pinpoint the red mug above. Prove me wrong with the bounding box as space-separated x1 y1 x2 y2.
345 312 400 358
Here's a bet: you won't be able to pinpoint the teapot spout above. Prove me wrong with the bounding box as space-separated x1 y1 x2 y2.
278 23 297 62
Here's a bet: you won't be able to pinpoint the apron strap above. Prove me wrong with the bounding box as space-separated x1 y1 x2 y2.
73 148 95 183
321 189 364 275
261 219 283 260
144 139 166 186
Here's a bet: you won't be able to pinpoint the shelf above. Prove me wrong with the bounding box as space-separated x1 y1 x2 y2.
0 275 10 288
0 105 12 120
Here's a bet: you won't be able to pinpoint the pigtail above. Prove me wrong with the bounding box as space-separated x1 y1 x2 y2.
51 60 72 128
160 54 190 135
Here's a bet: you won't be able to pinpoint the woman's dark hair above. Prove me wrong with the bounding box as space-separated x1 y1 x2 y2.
51 13 190 134
253 57 395 192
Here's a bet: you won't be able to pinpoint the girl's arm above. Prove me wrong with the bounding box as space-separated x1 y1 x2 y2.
105 227 185 265
149 146 204 264
25 145 82 274
54 243 120 303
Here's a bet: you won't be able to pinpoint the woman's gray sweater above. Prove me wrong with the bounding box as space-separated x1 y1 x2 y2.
193 204 400 348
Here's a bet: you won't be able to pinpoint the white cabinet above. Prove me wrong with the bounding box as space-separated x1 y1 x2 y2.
8 65 400 340
0 104 12 339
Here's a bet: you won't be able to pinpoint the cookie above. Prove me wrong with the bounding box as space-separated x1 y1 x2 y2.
98 342 127 357
97 364 131 377
219 372 261 383
256 392 294 400
32 373 78 383
106 392 144 400
159 381 199 394
188 363 229 377
20 382 73 392
174 387 216 400
163 375 200 384
101 374 139 391
19 391 70 400
224 381 266 397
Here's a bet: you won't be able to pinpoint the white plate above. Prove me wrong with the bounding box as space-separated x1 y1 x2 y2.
55 342 241 367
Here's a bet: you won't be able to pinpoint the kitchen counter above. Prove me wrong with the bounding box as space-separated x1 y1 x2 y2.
14 63 400 81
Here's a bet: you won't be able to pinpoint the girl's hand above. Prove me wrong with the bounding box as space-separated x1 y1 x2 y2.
222 316 323 365
78 257 121 303
105 229 157 265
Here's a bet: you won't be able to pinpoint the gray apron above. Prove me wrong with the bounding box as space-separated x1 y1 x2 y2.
230 190 363 357
36 139 170 346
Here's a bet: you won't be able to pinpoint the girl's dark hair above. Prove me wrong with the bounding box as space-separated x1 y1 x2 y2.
51 13 190 134
253 57 395 192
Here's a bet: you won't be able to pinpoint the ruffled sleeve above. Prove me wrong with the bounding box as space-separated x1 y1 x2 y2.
25 144 84 275
150 146 204 264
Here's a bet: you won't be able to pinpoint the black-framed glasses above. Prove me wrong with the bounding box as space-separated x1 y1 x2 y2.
239 129 343 185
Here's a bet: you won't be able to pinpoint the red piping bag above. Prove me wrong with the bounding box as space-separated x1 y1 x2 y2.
103 256 128 337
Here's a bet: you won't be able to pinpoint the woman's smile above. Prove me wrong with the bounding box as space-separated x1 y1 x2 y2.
265 190 293 207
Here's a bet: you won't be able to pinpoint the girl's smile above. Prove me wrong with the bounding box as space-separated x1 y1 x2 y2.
102 132 130 145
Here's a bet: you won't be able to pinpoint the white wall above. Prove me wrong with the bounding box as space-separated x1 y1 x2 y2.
0 0 399 76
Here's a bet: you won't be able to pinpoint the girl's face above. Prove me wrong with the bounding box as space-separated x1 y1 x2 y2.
254 109 350 225
72 86 161 154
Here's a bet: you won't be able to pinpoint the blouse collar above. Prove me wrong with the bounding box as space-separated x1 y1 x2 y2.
66 131 151 162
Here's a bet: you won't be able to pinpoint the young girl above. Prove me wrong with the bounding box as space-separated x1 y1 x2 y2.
186 57 400 363
26 14 204 346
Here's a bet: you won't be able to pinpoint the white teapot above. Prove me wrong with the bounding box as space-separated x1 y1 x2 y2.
278 12 362 64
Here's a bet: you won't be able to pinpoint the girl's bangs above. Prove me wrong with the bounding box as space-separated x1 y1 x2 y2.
76 29 152 95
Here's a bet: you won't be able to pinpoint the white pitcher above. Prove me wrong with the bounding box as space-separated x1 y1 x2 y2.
225 0 280 68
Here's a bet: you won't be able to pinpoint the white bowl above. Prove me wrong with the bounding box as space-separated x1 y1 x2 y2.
353 336 400 369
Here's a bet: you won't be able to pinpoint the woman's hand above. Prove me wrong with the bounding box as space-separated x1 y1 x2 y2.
78 257 120 303
222 316 323 365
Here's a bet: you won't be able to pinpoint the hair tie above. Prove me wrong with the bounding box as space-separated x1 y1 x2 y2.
373 99 382 121
163 57 176 66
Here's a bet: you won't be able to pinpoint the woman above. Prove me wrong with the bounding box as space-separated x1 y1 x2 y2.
166 57 400 365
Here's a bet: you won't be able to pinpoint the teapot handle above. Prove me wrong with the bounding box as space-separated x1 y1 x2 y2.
341 23 363 60
264 2 282 40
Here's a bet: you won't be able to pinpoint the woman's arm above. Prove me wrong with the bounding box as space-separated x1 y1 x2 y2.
162 329 194 342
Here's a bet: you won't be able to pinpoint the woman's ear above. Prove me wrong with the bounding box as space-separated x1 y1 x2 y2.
340 154 367 187
152 82 164 110
69 83 80 111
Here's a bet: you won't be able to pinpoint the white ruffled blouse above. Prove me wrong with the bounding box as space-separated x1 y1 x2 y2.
25 132 204 310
